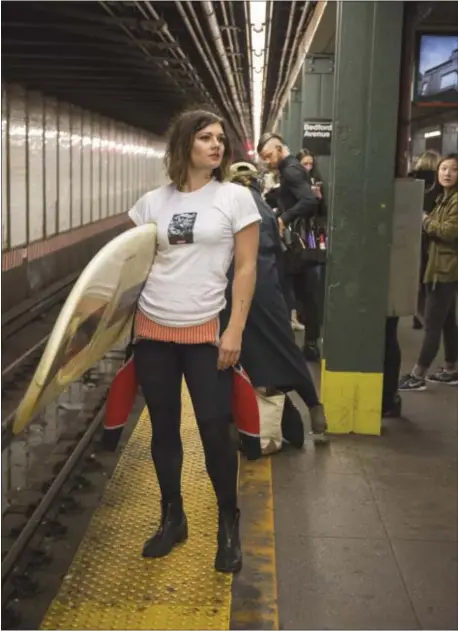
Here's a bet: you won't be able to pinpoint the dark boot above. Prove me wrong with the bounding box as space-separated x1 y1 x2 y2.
382 393 402 418
142 497 188 558
215 508 242 573
303 342 320 363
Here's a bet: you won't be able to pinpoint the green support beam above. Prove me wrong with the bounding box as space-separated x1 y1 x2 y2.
321 1 404 435
281 99 290 145
301 55 334 184
287 87 302 154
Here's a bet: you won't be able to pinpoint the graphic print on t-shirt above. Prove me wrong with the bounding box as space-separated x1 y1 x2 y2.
167 212 198 245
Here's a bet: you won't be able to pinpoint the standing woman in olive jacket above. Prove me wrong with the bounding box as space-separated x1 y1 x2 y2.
400 154 458 391
408 150 441 328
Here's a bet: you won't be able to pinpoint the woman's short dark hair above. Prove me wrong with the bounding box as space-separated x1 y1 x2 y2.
296 148 314 163
165 109 232 190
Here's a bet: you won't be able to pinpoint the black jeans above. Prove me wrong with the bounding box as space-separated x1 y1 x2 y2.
418 282 458 369
293 265 322 343
133 340 238 512
383 317 401 410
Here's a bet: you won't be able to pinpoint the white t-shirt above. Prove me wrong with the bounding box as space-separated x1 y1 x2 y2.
128 179 261 327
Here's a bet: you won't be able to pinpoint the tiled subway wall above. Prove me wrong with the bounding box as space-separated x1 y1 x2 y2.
1 83 167 255
1 82 168 311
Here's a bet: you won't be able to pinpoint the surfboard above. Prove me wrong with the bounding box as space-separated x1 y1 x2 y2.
13 224 157 435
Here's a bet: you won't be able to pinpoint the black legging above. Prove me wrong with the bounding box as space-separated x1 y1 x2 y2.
133 340 238 512
383 317 401 410
418 282 458 369
292 266 322 343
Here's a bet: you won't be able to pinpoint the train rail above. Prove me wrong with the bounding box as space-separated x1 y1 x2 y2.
2 273 78 342
1 348 129 630
1 277 131 629
1 275 78 428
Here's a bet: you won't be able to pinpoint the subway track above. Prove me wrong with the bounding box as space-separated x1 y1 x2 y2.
1 275 78 425
1 282 134 630
1 348 131 630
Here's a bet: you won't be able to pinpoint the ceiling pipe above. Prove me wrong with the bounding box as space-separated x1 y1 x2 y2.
174 2 239 129
270 0 312 130
271 0 327 130
180 2 233 105
99 1 188 98
226 1 250 126
141 0 217 107
282 2 311 93
201 0 250 141
270 0 297 117
109 0 214 105
260 0 274 132
243 1 254 128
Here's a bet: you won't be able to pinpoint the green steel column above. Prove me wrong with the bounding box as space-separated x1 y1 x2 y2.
301 55 334 184
288 87 303 154
321 0 404 435
281 99 290 144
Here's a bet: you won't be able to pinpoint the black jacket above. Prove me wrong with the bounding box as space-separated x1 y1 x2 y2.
222 183 316 389
277 155 319 225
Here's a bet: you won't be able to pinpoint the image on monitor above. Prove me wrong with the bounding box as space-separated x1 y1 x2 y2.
416 33 458 103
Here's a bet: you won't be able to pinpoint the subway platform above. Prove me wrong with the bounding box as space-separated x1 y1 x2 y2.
38 318 457 631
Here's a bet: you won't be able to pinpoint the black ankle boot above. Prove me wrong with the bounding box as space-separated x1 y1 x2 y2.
142 498 188 558
215 508 242 573
303 342 320 363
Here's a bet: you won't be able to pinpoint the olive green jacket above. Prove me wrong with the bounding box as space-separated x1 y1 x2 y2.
423 189 458 284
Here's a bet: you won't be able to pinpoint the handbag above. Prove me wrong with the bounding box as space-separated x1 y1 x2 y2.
256 389 285 455
232 366 302 458
284 217 327 271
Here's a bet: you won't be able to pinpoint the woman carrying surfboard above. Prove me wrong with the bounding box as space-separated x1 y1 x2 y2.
128 109 261 573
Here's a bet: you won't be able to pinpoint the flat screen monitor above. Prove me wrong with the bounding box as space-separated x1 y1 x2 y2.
414 32 458 105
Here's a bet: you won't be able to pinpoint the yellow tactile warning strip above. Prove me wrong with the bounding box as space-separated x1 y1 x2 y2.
41 385 233 631
231 457 279 630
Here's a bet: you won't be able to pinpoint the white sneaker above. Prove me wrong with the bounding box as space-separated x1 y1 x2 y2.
291 310 305 331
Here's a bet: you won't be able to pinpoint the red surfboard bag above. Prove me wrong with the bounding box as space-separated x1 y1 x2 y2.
230 365 262 459
102 356 138 449
103 360 263 457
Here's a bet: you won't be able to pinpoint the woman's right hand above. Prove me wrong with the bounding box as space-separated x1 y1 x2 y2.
311 184 322 200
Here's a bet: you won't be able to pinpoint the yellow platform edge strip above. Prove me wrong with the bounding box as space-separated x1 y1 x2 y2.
231 456 279 630
320 360 382 435
41 385 233 631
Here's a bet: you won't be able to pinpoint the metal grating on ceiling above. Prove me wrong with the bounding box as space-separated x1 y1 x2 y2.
262 0 316 131
1 1 255 149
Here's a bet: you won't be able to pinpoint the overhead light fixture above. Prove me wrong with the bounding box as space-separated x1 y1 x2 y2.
249 0 267 152
424 130 441 138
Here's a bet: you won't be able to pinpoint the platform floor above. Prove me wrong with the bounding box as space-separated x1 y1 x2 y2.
41 318 457 630
279 318 457 630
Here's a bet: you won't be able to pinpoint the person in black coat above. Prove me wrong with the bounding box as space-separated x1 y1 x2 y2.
221 162 328 442
257 132 322 362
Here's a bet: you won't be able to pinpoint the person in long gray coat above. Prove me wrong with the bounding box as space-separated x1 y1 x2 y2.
221 162 328 441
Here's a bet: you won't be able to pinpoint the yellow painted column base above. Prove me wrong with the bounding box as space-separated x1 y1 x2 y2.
320 360 383 435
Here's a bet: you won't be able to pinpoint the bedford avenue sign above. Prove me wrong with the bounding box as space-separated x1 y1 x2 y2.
302 119 333 156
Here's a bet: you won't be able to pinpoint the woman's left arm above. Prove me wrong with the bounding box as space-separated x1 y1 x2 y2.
423 195 458 242
218 222 259 370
